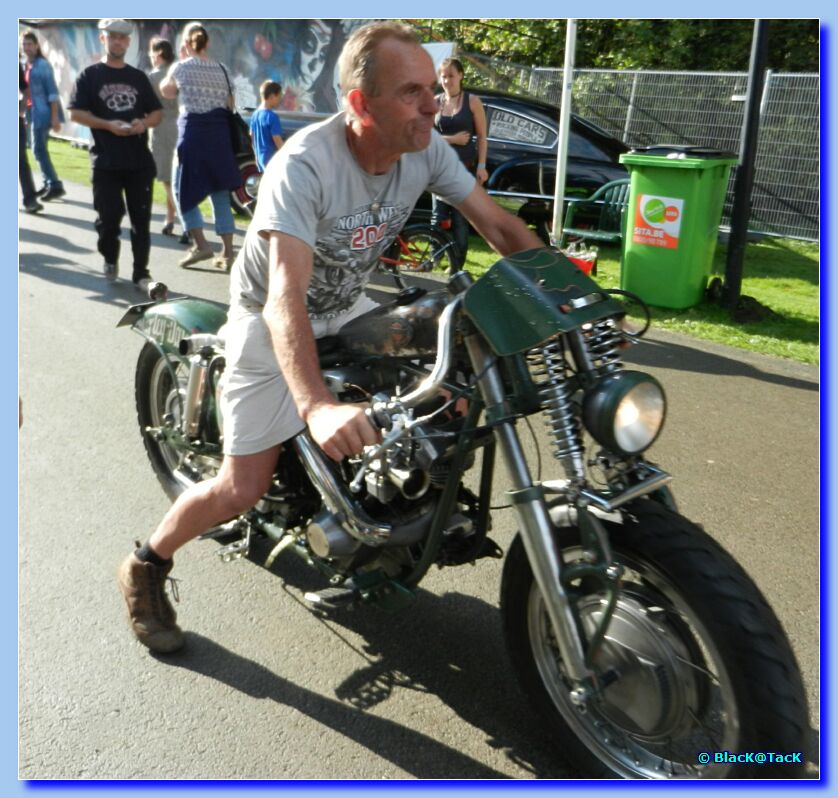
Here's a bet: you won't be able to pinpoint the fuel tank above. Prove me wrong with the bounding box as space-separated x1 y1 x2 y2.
336 288 449 357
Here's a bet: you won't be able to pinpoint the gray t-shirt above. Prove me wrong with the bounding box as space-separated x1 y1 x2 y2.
231 112 475 319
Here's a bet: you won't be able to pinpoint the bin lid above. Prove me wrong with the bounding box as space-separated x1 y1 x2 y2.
620 144 738 169
630 144 738 159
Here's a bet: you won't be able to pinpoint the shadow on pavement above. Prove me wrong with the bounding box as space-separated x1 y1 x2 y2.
160 630 514 779
19 252 227 312
211 537 579 778
626 336 818 392
19 226 92 256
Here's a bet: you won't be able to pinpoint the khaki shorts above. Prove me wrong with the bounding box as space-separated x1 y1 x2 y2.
220 295 379 456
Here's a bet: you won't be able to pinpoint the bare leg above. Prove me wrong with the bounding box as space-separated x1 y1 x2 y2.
189 227 211 252
162 181 177 225
220 232 234 259
149 445 281 559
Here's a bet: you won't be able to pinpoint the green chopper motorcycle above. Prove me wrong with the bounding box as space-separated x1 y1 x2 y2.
120 247 807 779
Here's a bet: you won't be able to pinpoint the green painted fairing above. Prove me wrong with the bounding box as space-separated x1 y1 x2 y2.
133 299 228 354
462 248 625 356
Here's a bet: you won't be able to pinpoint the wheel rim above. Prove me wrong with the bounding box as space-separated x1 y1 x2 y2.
234 162 260 215
397 234 446 273
148 355 214 491
527 546 740 778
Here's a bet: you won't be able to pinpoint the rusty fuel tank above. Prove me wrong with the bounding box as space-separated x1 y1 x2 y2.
336 288 449 357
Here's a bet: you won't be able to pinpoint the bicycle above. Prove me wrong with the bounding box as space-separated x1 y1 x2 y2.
379 223 459 280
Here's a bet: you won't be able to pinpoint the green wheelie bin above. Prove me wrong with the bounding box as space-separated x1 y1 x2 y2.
619 145 737 309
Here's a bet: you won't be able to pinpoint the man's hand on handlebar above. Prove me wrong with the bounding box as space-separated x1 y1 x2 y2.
306 402 382 462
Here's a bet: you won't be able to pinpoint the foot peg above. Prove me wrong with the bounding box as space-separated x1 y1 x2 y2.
205 520 252 562
216 538 250 562
304 584 360 610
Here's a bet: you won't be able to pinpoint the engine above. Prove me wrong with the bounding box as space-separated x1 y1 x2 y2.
297 363 477 565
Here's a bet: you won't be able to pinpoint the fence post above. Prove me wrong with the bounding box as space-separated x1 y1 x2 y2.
623 72 639 144
760 69 773 118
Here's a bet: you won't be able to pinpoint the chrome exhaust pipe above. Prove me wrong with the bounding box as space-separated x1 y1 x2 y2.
293 432 391 545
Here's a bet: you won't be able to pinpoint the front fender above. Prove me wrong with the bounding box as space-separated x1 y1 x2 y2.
462 247 625 356
117 298 228 355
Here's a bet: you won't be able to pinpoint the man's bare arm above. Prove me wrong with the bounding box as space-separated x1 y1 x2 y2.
262 232 379 461
458 183 543 256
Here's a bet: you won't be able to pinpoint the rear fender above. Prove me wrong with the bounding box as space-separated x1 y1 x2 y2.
117 298 228 356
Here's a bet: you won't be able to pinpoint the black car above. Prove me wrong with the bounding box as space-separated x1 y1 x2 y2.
477 89 629 240
233 90 629 237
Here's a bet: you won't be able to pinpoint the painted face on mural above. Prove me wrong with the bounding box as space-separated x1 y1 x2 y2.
298 20 331 90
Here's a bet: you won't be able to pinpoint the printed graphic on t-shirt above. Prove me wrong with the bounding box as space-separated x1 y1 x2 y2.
99 83 140 114
308 201 411 318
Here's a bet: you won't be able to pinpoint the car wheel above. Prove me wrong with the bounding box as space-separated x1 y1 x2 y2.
231 159 260 217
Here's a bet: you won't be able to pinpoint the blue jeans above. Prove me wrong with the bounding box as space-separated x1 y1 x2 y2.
31 124 62 188
431 195 468 268
175 164 236 235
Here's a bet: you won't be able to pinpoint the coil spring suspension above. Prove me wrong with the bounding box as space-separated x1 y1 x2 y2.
529 339 586 483
584 318 624 377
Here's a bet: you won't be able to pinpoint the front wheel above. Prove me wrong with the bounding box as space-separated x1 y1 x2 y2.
135 342 221 501
500 501 808 778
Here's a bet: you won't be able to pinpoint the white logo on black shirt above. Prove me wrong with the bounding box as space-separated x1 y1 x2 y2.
100 83 138 113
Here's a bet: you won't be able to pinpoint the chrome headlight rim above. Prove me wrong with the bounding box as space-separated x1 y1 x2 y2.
582 370 666 456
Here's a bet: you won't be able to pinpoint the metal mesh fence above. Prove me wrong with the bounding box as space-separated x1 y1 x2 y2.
466 54 819 241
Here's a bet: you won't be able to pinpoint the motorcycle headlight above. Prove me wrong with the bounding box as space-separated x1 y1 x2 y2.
582 371 666 455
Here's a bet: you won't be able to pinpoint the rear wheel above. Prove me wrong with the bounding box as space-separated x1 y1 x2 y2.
500 501 808 778
385 224 457 275
135 342 221 501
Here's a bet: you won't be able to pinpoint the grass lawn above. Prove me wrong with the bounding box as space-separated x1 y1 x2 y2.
39 139 819 364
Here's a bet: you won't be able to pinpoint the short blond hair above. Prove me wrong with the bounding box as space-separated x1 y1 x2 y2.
337 21 420 99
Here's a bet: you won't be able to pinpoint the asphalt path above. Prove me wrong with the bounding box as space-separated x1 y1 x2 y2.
18 181 820 779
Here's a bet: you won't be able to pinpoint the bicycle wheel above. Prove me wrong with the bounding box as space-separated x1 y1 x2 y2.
385 224 457 275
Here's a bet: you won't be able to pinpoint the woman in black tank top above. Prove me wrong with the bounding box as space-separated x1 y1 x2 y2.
432 58 488 268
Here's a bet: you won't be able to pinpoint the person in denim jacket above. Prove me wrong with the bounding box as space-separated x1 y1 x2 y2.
20 30 65 201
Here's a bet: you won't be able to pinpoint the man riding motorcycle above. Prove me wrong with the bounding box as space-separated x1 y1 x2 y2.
118 21 542 653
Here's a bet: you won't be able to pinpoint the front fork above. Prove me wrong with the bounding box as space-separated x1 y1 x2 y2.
462 330 594 689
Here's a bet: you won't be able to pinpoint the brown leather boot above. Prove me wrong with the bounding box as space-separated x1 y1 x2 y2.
117 551 184 653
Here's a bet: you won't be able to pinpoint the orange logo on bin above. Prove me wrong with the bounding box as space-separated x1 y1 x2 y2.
633 194 684 249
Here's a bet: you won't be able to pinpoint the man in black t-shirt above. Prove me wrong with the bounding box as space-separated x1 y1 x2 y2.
68 18 162 291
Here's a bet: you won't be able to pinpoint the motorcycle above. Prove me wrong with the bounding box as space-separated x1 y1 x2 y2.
119 247 807 778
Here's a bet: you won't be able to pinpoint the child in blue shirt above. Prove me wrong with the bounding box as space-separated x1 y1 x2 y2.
249 80 284 172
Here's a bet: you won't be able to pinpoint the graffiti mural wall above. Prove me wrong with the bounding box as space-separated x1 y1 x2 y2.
22 19 376 142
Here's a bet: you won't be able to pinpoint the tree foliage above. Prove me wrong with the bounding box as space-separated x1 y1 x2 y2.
408 19 819 73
